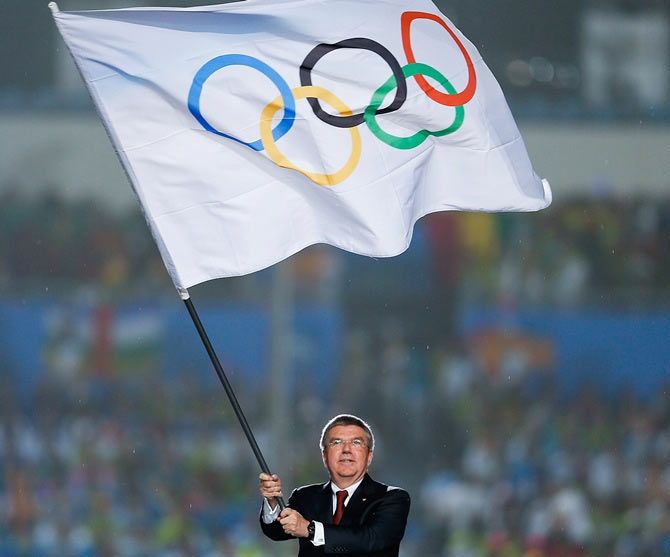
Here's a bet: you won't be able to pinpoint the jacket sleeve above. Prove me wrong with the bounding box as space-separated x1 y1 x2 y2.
322 488 410 554
259 488 302 542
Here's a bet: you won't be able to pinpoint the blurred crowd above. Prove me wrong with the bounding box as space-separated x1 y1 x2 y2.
2 318 669 557
414 343 670 557
0 191 170 299
1 189 670 308
422 198 670 309
1 374 280 557
2 191 669 556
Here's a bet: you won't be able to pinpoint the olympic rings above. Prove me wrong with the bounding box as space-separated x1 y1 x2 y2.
260 86 362 186
189 10 478 185
364 63 464 150
188 54 296 152
401 11 477 107
300 38 407 129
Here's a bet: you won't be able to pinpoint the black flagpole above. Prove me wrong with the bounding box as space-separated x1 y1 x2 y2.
183 295 286 510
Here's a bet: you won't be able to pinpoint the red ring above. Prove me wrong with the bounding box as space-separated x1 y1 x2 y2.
401 11 477 106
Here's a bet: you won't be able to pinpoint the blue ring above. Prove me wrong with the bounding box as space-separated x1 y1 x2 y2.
188 54 295 152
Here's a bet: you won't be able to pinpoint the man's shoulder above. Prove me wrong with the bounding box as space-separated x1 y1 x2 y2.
383 484 411 503
292 481 329 497
363 475 410 501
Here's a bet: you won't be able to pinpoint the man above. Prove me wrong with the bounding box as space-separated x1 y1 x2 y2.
259 414 410 556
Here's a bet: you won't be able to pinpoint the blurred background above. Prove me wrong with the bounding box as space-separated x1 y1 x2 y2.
1 0 670 556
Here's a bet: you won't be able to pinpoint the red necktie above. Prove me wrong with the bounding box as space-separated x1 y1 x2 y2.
333 490 348 525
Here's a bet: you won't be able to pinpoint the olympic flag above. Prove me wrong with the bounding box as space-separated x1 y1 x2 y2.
51 0 551 294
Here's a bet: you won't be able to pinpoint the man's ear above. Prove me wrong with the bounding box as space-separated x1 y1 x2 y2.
366 450 374 468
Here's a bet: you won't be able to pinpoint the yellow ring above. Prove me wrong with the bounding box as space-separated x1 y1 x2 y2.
260 85 361 186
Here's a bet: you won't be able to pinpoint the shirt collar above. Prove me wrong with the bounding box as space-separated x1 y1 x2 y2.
331 476 365 500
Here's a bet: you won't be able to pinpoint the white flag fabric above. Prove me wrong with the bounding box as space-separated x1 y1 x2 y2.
51 0 551 293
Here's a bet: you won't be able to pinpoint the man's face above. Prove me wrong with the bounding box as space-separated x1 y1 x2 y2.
322 424 374 488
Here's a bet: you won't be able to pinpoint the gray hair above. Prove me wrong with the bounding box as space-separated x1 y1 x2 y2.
319 414 375 451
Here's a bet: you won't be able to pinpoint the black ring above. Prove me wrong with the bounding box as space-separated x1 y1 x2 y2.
299 37 407 129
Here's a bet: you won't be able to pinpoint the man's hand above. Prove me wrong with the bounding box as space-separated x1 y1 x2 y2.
259 473 283 509
278 507 310 538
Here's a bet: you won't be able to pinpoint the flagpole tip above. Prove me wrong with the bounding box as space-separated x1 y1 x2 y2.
48 2 60 14
177 287 190 300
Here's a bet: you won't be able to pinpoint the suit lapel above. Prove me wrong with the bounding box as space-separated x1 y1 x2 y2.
315 482 333 523
338 474 376 525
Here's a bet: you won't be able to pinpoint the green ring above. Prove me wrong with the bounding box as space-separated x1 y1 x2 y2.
364 62 465 150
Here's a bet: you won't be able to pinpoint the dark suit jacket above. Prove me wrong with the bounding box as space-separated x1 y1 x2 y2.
260 473 410 556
